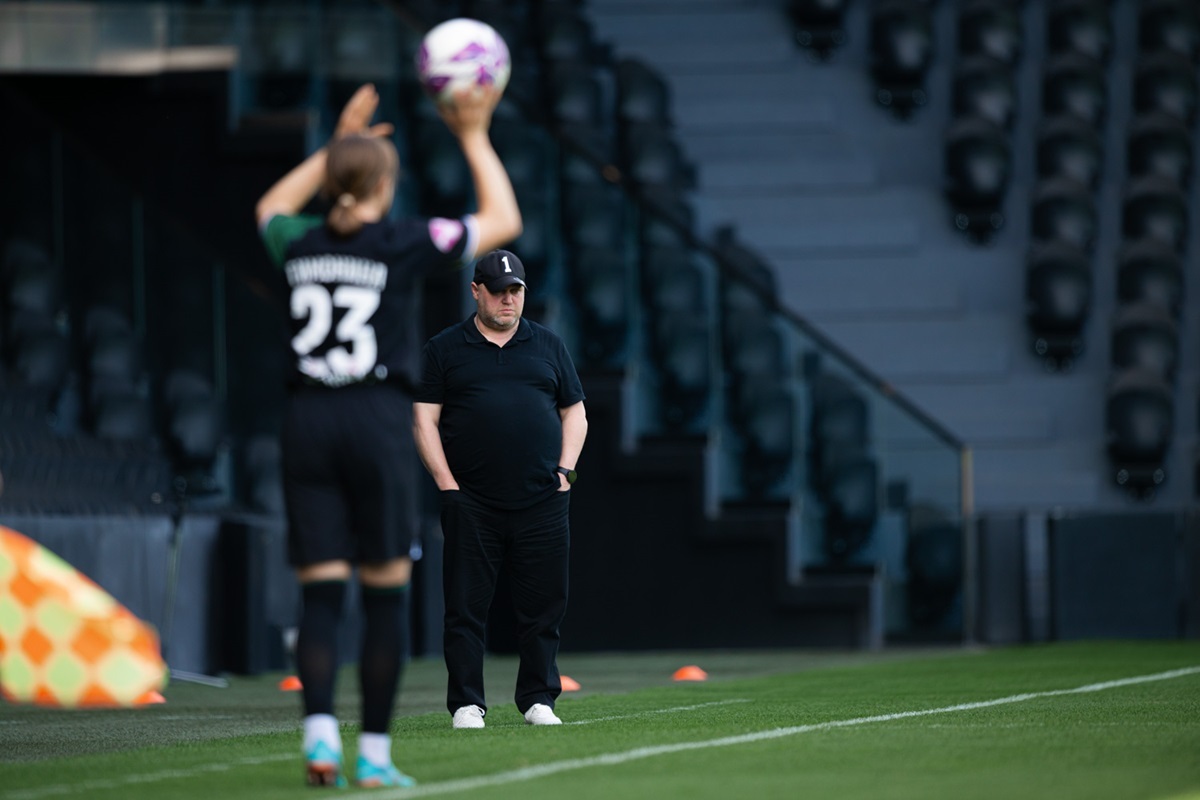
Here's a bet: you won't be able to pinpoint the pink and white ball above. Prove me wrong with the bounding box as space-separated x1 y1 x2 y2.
417 18 511 105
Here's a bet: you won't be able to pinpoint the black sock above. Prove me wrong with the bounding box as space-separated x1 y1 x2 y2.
359 585 410 734
296 580 346 717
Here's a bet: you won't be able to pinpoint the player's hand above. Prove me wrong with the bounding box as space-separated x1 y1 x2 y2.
437 84 502 137
334 83 395 140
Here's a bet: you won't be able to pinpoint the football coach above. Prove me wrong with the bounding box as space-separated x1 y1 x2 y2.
413 248 587 729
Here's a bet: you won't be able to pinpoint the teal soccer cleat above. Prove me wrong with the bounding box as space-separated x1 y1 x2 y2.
355 755 417 788
305 740 347 788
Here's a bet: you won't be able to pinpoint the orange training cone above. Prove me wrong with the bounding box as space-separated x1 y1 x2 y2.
560 675 581 691
278 675 303 691
672 665 708 682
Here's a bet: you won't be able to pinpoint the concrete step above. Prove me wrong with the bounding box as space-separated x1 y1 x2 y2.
772 246 1029 320
589 5 795 70
696 132 878 191
695 186 935 255
970 444 1107 511
814 314 1018 382
589 5 787 46
772 256 964 319
902 374 1106 444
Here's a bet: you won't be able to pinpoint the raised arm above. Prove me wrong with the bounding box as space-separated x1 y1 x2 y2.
437 86 523 255
255 83 395 227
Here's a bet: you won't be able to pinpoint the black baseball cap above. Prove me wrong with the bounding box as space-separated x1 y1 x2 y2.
472 249 527 292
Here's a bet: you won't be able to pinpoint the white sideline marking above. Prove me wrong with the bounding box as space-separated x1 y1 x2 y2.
7 666 1197 799
566 698 752 725
363 665 1200 799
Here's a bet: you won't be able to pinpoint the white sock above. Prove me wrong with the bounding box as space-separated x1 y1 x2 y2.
303 714 341 753
358 732 392 766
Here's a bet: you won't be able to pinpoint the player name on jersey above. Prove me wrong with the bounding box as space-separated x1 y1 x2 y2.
285 255 389 291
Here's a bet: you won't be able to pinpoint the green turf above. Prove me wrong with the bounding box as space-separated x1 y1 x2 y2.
2 641 1198 800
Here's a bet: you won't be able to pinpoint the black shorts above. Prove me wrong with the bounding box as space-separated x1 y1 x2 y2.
281 383 418 567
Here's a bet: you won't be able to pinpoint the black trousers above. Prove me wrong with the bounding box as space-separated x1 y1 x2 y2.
441 489 570 715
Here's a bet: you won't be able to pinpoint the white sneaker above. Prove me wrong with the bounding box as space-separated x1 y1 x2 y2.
452 705 486 729
523 703 562 725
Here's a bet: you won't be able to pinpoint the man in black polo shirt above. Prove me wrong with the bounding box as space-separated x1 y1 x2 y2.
413 249 587 729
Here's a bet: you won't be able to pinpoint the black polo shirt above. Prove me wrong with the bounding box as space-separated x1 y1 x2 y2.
415 315 586 509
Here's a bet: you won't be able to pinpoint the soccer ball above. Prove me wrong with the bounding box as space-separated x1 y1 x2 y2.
416 18 511 104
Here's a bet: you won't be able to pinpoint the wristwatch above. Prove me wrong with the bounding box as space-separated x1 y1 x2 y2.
556 466 578 485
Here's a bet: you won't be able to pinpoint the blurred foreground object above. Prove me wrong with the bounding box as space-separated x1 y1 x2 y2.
0 525 167 707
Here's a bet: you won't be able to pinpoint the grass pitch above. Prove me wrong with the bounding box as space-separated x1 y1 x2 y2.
2 641 1198 800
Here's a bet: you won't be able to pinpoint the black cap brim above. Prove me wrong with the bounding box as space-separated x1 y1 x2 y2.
482 276 527 292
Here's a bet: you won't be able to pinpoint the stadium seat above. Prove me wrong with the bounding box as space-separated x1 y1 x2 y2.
1121 174 1189 253
82 304 133 344
510 197 552 280
1110 302 1179 383
639 185 697 249
1116 238 1183 318
545 59 604 128
11 325 69 390
567 247 629 369
535 3 596 64
808 371 870 495
1036 114 1104 190
1042 51 1107 127
823 455 879 561
640 247 711 431
1030 177 1097 252
4 257 61 318
650 314 712 432
91 388 154 442
728 373 796 500
869 0 934 118
1105 368 1174 495
723 314 787 386
1137 0 1199 62
1024 239 1092 367
1 239 51 283
1126 112 1193 188
957 0 1022 66
952 55 1018 130
242 433 285 515
561 181 624 250
713 227 778 301
161 368 224 495
788 0 850 60
416 117 476 217
943 115 1011 240
86 329 143 394
1133 51 1197 125
904 506 963 628
1046 0 1112 62
642 246 705 316
491 119 551 190
249 11 313 110
618 121 695 191
616 58 672 127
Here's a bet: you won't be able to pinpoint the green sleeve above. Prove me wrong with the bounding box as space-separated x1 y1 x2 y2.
260 214 324 268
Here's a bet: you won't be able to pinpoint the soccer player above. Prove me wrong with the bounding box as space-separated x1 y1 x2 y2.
255 82 520 787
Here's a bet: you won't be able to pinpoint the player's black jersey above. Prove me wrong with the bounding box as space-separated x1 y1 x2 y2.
260 213 477 389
